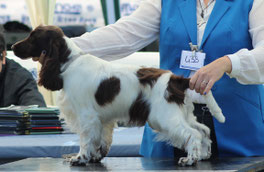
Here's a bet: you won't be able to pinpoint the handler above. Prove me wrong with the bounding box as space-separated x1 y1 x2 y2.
69 0 264 158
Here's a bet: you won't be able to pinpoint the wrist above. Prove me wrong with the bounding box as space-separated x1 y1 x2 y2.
221 56 232 74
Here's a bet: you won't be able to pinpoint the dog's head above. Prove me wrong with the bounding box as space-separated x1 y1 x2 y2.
12 25 71 91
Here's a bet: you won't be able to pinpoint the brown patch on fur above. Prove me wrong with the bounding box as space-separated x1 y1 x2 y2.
98 146 108 158
95 77 121 106
136 67 169 87
165 75 190 105
12 25 71 91
128 92 150 126
82 155 88 160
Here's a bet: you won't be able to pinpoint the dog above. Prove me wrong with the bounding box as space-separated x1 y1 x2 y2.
12 25 225 166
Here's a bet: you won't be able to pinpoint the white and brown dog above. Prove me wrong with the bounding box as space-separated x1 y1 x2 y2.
12 25 225 166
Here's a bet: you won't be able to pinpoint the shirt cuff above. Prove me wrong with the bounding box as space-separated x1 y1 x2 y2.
226 54 241 78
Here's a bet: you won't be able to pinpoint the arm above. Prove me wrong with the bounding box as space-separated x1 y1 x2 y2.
190 0 264 94
71 0 161 61
16 68 46 107
227 0 264 84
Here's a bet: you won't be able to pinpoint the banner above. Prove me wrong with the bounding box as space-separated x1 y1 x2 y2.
0 0 104 28
0 0 143 28
119 0 142 17
54 0 104 27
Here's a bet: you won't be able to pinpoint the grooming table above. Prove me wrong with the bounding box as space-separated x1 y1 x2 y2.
1 157 264 171
0 127 144 158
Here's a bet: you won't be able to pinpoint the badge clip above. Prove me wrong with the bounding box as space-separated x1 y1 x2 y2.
189 42 199 57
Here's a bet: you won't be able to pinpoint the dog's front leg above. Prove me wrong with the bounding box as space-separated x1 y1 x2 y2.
99 121 115 158
70 112 103 166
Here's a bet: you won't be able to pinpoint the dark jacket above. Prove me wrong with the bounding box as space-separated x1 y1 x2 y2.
0 58 46 107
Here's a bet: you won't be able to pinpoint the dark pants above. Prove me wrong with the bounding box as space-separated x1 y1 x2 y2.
174 103 218 159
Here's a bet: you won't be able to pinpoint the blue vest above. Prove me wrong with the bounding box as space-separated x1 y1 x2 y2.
140 0 264 157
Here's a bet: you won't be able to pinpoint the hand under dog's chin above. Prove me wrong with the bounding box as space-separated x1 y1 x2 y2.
32 57 44 65
32 57 39 62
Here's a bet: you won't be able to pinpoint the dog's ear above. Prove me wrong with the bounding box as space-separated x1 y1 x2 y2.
38 39 63 91
165 76 190 104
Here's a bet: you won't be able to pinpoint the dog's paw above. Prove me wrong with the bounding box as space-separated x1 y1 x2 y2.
70 145 108 165
178 157 197 166
89 149 104 163
69 153 102 165
200 146 211 160
62 153 78 162
200 137 212 160
182 140 202 166
70 154 89 166
89 145 109 162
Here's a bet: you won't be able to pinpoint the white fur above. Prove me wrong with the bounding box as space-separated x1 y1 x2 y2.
59 37 225 166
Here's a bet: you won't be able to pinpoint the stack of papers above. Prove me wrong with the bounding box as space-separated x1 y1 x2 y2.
0 110 30 135
25 107 63 135
0 105 63 135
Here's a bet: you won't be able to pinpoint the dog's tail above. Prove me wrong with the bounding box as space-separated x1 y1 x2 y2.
204 91 225 123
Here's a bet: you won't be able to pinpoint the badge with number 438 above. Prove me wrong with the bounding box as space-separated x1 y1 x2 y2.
180 50 206 71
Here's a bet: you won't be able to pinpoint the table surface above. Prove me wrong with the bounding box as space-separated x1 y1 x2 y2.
1 157 264 171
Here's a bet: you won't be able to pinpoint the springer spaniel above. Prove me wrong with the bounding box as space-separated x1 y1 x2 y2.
12 25 225 166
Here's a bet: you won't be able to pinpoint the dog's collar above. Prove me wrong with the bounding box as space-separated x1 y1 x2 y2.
61 52 85 73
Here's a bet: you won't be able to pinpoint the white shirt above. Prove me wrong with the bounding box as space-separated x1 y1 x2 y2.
72 0 264 85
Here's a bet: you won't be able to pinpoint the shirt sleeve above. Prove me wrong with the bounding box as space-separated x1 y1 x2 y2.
71 0 161 61
227 0 264 84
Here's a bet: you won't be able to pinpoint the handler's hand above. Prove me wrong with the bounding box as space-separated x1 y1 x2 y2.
189 56 232 95
32 50 46 64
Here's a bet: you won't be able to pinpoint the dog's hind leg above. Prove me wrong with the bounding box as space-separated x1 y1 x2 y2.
184 96 212 160
70 109 103 166
151 110 203 166
186 119 212 160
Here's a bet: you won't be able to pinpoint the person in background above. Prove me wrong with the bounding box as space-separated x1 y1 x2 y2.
38 0 263 159
0 33 46 107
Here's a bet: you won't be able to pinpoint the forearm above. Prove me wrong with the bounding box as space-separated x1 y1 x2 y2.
18 90 46 107
17 79 46 107
71 0 161 61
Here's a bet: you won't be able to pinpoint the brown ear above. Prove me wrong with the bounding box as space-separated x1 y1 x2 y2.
165 75 190 105
38 41 63 91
